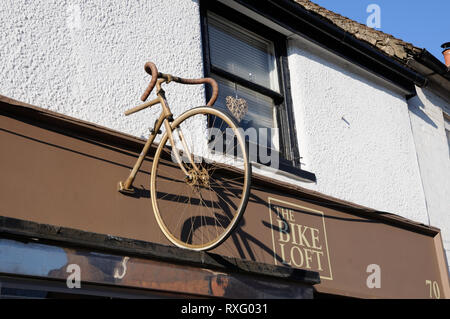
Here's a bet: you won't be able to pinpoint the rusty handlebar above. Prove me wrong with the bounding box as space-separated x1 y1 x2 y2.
140 61 218 107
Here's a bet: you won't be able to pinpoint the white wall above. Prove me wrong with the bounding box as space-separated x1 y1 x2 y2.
0 0 206 139
285 37 429 224
408 88 450 270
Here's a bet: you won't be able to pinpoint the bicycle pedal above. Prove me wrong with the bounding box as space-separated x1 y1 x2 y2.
118 181 135 195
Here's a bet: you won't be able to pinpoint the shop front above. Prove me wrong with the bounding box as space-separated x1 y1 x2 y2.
0 95 449 299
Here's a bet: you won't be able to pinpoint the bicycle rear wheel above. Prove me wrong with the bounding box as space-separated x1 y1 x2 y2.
151 106 251 251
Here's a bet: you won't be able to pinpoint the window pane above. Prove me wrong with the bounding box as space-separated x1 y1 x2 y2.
208 13 279 92
212 75 278 149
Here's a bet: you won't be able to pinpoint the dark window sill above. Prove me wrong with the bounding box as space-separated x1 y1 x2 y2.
251 156 316 184
244 141 316 183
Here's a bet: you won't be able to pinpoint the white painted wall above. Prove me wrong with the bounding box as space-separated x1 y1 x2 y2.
0 1 446 246
408 88 450 271
285 37 429 224
0 0 206 139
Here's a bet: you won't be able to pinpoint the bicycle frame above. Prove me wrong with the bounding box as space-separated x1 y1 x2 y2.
118 78 201 194
116 62 251 251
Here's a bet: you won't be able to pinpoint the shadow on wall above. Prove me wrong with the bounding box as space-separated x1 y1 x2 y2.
407 94 438 129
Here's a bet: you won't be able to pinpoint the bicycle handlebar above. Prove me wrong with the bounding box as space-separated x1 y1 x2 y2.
140 61 218 107
140 62 159 102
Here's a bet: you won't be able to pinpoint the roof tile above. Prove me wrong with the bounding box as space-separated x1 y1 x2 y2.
292 0 422 62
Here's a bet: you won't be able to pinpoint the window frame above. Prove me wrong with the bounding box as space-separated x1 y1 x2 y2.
200 0 316 182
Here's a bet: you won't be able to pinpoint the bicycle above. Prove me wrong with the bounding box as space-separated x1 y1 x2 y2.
118 62 251 251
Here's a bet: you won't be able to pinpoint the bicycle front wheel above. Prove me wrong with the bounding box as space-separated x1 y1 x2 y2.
151 106 251 251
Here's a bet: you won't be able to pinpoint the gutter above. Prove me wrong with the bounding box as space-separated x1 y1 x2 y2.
415 49 450 78
407 49 450 104
233 0 449 101
264 0 428 90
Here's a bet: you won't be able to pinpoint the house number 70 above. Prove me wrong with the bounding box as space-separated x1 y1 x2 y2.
425 280 440 299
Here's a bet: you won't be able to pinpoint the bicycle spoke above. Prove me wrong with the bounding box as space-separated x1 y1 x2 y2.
205 181 221 238
152 108 249 250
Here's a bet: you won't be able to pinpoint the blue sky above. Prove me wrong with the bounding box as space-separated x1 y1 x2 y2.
313 0 448 63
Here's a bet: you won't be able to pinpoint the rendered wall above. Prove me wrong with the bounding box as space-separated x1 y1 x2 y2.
408 87 450 272
286 38 429 225
0 0 206 139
